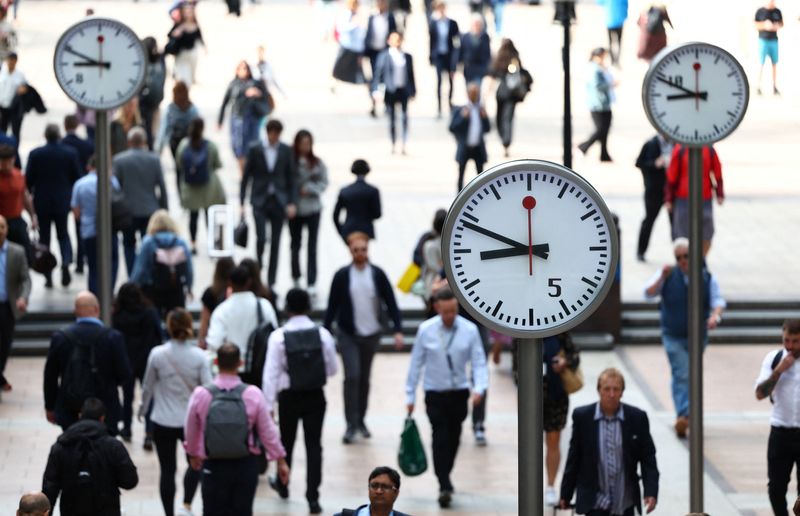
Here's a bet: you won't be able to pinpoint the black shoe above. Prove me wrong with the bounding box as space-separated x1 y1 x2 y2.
308 500 322 514
600 154 613 163
577 143 589 155
342 427 357 444
61 266 71 287
120 427 132 443
143 435 153 451
438 490 453 508
636 253 646 262
358 422 371 439
74 264 84 274
269 476 289 499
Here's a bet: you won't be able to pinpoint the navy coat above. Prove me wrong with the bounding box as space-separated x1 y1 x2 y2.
239 141 298 210
332 178 381 241
459 31 491 82
62 133 95 173
428 17 460 71
449 104 490 165
25 142 82 214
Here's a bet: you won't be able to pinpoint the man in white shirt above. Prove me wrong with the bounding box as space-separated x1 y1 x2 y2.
755 319 800 516
405 288 488 508
0 52 26 140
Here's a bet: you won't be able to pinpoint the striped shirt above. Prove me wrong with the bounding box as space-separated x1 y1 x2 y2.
594 403 632 514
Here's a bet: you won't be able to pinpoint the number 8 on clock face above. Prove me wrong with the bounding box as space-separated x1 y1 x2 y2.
442 160 619 339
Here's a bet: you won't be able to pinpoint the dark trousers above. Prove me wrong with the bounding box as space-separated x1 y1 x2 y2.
5 217 31 263
122 215 151 276
471 328 489 428
496 98 517 148
276 389 326 502
37 208 73 269
579 111 613 160
288 211 321 286
0 302 14 388
253 201 285 286
768 426 800 516
433 54 454 113
425 389 469 491
339 332 380 429
121 375 153 435
73 214 84 269
0 106 22 142
586 507 634 516
202 455 259 516
385 88 409 145
153 423 201 516
457 146 485 191
140 102 158 150
607 27 623 65
83 235 119 296
637 169 667 257
189 208 207 243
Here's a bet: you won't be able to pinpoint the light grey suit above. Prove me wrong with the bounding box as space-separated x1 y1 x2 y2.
1 240 31 388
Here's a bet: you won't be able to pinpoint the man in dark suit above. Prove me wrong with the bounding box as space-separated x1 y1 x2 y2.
560 368 659 515
364 0 397 117
429 1 460 117
43 291 131 435
0 215 30 397
61 114 94 275
240 119 297 287
459 14 491 86
635 135 672 262
449 82 490 191
332 159 381 242
25 123 81 288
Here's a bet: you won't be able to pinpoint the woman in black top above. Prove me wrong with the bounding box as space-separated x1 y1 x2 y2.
112 282 164 449
218 61 268 175
491 39 532 157
198 257 235 349
166 2 204 86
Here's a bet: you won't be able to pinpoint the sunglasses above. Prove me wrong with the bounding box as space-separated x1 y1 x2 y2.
675 253 689 261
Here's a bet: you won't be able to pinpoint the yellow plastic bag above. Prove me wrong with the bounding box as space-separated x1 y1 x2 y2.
397 263 421 293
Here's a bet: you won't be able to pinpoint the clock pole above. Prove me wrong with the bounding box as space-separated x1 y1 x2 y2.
517 339 543 515
95 109 112 324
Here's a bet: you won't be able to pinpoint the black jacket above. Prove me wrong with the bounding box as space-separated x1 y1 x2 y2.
324 263 402 335
111 307 163 380
42 419 138 516
560 402 659 515
335 505 411 516
364 12 397 54
25 142 82 214
62 133 95 173
240 141 297 210
332 178 381 241
428 17 460 70
635 136 667 199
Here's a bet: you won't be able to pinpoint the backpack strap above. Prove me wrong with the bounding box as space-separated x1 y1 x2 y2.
769 349 784 404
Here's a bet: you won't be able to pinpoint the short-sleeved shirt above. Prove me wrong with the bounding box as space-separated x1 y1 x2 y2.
0 168 25 218
755 7 782 40
201 287 224 313
70 172 120 239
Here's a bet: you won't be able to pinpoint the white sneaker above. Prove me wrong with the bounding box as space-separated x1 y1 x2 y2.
545 486 558 506
176 508 194 516
307 285 317 298
474 428 487 446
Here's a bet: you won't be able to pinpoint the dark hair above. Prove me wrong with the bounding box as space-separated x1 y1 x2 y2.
87 154 96 170
229 264 252 290
112 282 150 314
173 81 191 110
266 119 283 134
167 308 194 340
351 159 370 176
590 47 607 60
285 288 311 315
44 123 60 143
432 208 447 235
433 288 456 302
491 38 520 76
188 117 204 150
293 129 319 168
142 36 160 63
217 343 241 370
211 257 236 298
0 144 15 159
79 398 106 421
64 114 80 132
239 258 273 301
784 319 800 334
236 59 253 80
369 466 401 489
7 51 17 60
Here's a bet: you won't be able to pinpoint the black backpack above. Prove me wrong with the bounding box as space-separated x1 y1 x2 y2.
152 237 189 294
63 436 112 513
284 327 327 392
242 300 274 386
181 141 210 185
111 187 132 232
60 327 109 414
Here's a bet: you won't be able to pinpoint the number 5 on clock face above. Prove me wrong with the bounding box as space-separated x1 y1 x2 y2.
442 160 619 338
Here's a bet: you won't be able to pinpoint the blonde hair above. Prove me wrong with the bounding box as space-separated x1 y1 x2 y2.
146 209 179 235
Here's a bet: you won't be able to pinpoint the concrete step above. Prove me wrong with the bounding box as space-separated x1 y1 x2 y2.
622 309 800 327
620 327 784 345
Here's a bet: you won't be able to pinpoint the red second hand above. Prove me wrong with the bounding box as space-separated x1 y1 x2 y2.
693 62 701 111
98 35 105 78
522 196 536 276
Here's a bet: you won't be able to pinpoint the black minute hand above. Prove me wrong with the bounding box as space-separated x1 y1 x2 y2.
462 221 526 249
655 76 706 97
64 45 102 65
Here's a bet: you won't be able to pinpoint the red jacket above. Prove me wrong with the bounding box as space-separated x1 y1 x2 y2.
664 145 723 203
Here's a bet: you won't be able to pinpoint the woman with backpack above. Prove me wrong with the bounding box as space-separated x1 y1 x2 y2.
112 282 164 449
130 210 194 319
157 81 199 192
141 308 211 516
491 39 532 157
176 118 226 253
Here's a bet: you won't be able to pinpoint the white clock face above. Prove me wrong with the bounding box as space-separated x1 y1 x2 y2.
442 160 619 338
53 17 147 110
643 42 749 146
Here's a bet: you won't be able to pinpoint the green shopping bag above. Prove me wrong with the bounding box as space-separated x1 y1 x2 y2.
398 416 428 476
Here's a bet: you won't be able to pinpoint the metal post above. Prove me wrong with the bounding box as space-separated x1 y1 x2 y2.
561 14 572 168
95 110 112 325
518 338 543 516
687 147 704 512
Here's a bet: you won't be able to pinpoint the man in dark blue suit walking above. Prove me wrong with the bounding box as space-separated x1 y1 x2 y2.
449 82 490 191
25 123 81 287
61 114 94 274
332 159 381 242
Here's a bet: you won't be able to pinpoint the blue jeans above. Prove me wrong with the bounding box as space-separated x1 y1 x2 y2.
662 333 707 417
83 235 119 295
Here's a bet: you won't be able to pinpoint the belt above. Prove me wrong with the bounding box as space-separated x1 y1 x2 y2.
771 426 800 433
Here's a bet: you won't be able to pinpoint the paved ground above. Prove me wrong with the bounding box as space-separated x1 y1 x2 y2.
2 0 800 514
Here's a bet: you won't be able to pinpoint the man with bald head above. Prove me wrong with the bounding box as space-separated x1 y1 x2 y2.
43 291 131 434
0 214 30 398
17 492 50 516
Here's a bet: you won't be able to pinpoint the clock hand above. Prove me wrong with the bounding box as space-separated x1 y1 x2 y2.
666 92 708 101
73 61 111 69
522 195 536 275
461 220 527 249
655 76 700 97
64 45 102 65
480 244 550 261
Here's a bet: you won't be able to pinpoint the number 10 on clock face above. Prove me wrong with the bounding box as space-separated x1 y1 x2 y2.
442 161 619 338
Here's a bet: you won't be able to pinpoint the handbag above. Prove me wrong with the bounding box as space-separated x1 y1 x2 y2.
558 350 584 394
234 217 248 248
30 232 57 274
398 416 427 476
396 263 420 293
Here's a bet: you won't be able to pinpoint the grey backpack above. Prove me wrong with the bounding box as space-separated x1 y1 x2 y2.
204 383 250 459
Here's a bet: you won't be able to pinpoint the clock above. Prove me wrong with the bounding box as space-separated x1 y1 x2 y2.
642 42 749 146
53 17 147 110
441 160 619 339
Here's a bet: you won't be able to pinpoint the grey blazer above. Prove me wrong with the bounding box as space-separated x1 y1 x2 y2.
239 141 298 210
5 241 31 320
112 148 169 218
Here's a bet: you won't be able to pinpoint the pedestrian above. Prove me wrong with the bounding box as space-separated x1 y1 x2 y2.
491 0 506 36
599 0 628 66
218 60 269 176
332 159 381 242
0 143 34 259
290 129 328 297
491 38 533 157
755 319 800 516
206 263 278 357
70 156 121 295
459 14 491 88
254 44 285 120
62 115 94 275
0 214 30 397
156 81 199 174
111 282 163 447
559 368 659 515
405 288 488 508
263 288 339 514
664 144 723 256
109 98 143 156
450 82 490 191
373 32 416 155
0 8 17 62
428 1 460 118
420 209 446 305
141 308 210 516
184 343 290 516
644 237 725 438
364 0 396 117
239 119 297 287
42 398 139 516
176 117 226 253
241 256 278 307
165 1 204 86
139 37 167 150
634 133 672 262
389 0 411 32
332 0 366 88
755 0 783 95
130 210 193 318
325 231 403 443
577 47 615 163
198 256 235 349
0 52 26 141
75 105 96 142
636 4 671 62
43 291 132 435
16 492 50 516
25 123 81 288
334 466 411 516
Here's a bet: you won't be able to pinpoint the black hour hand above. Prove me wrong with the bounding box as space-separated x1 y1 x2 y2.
480 244 550 261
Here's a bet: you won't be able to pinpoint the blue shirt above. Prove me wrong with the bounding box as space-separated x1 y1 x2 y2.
356 506 394 516
405 314 488 405
70 172 121 239
0 240 8 302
